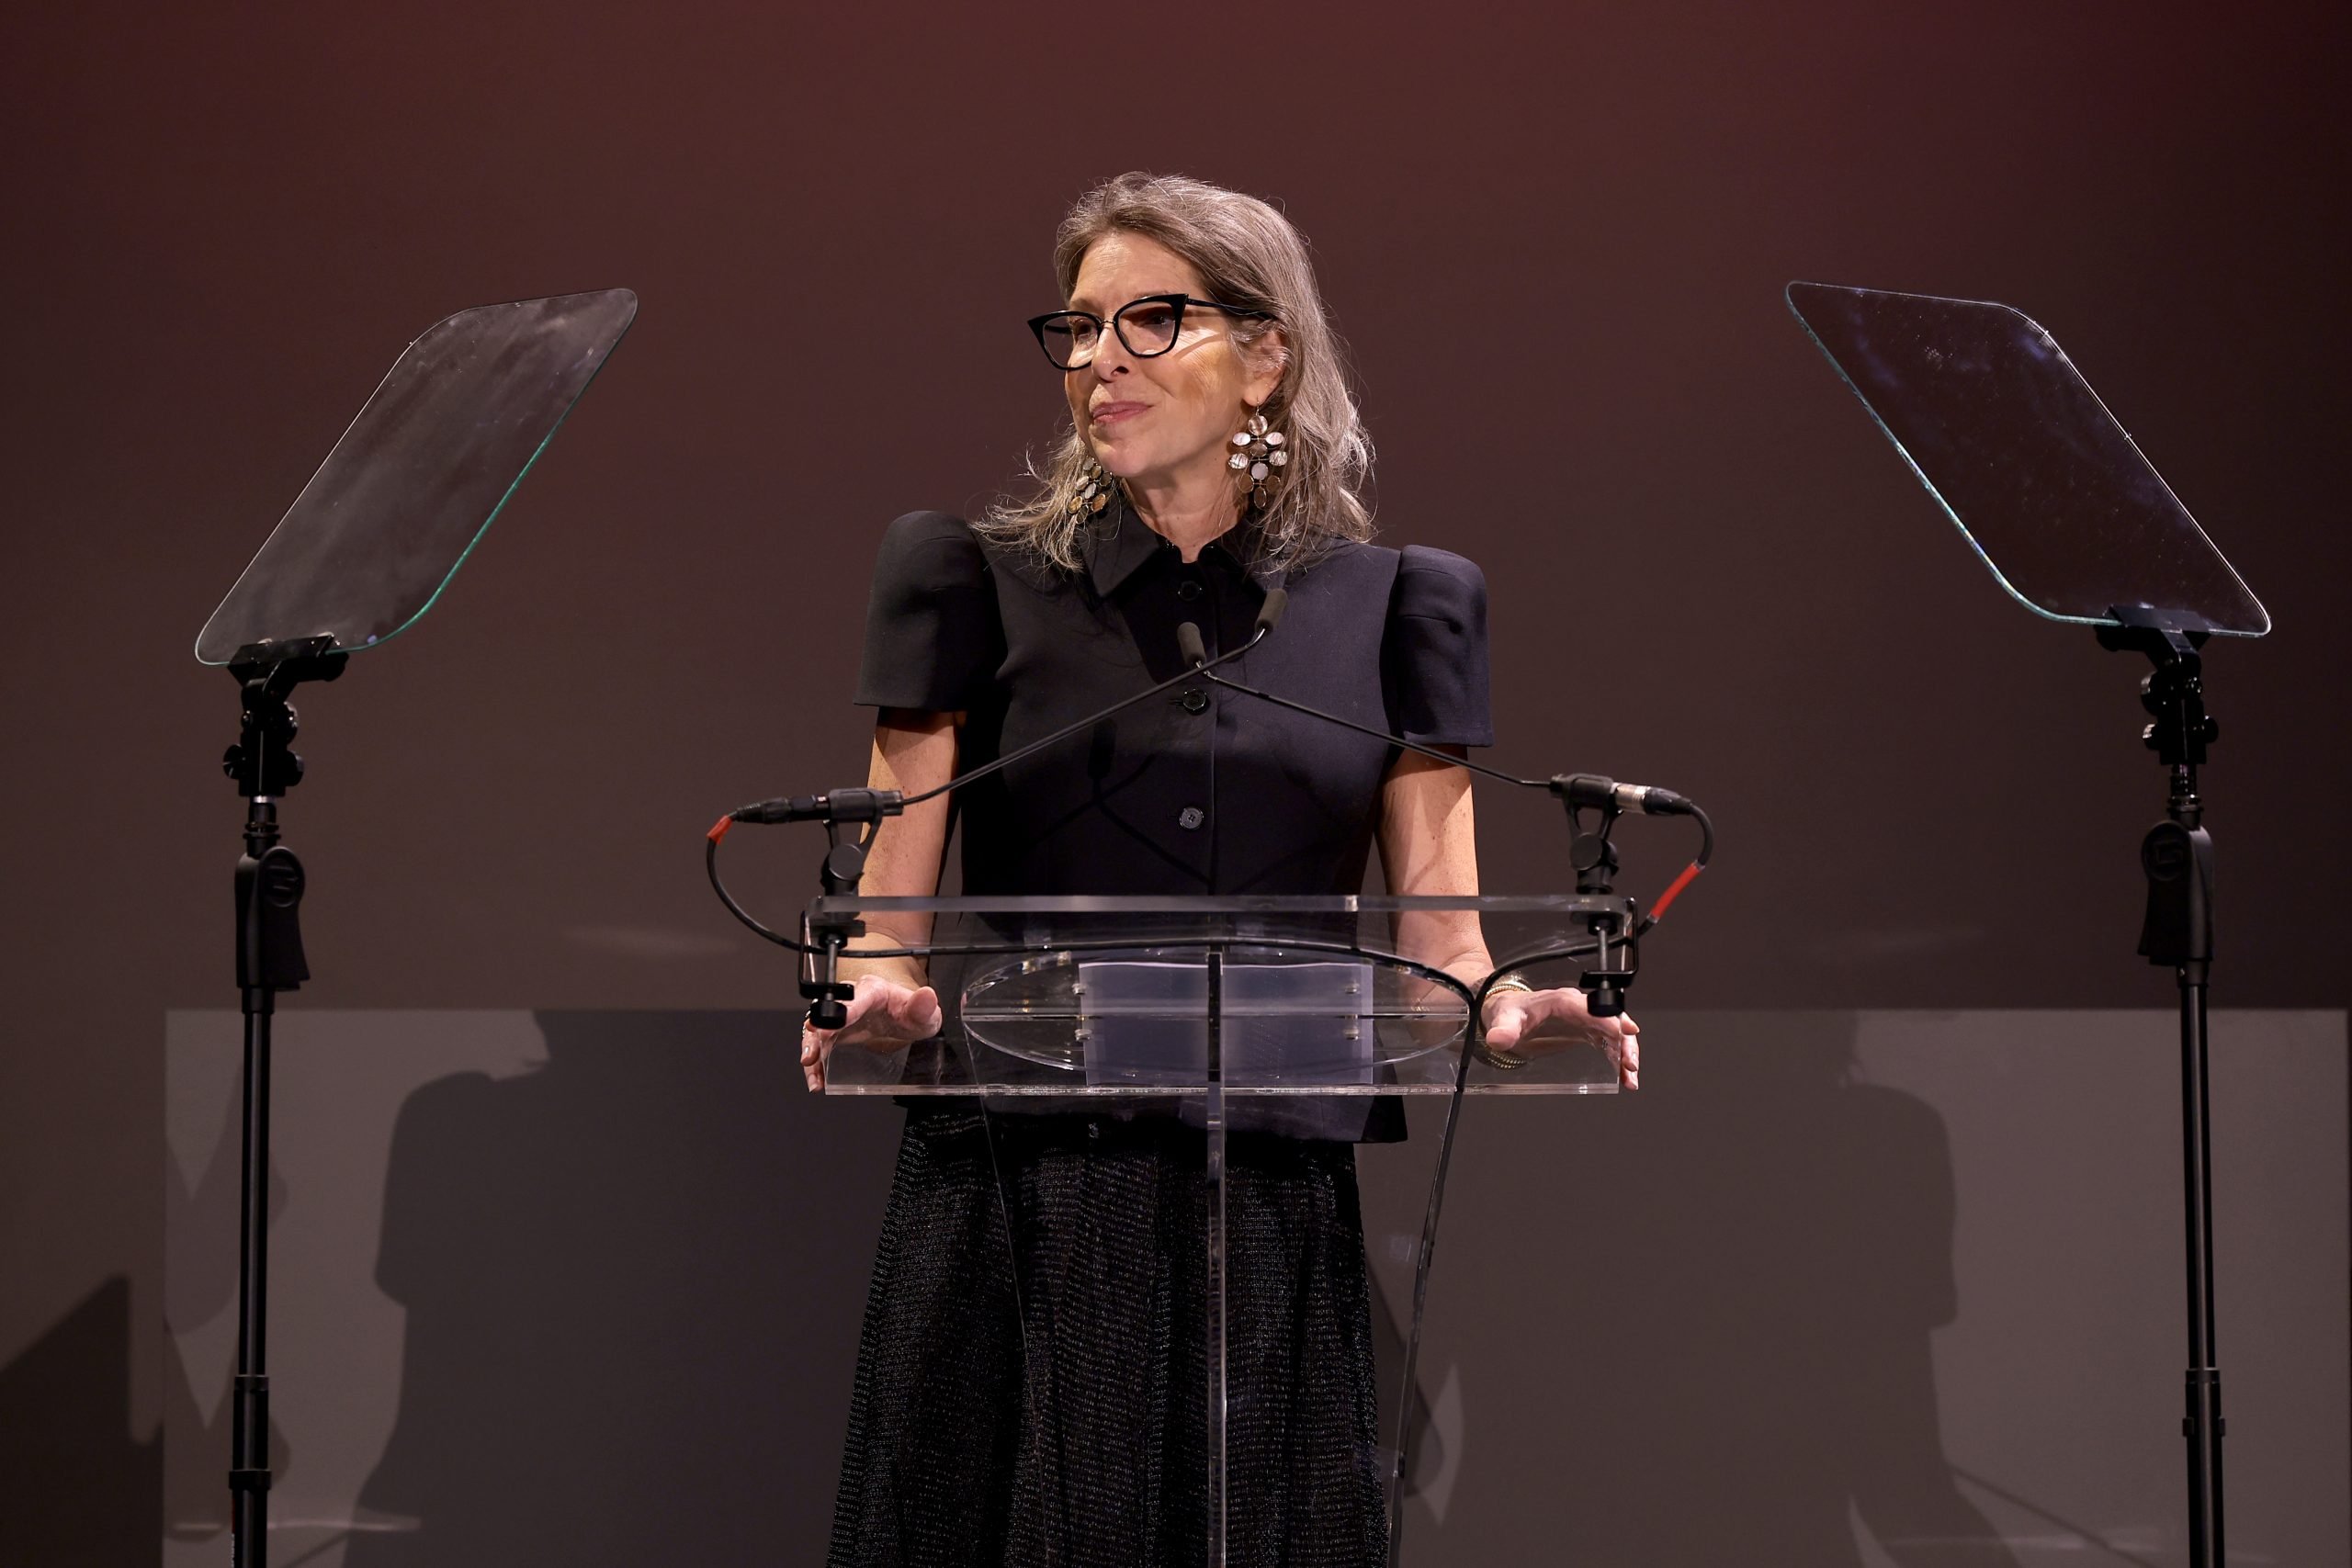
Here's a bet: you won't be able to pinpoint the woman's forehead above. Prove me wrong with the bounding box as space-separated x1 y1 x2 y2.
1069 232 1202 309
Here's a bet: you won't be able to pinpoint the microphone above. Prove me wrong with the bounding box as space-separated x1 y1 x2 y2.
1178 588 1287 670
729 787 902 826
1549 774 1695 817
1256 587 1290 635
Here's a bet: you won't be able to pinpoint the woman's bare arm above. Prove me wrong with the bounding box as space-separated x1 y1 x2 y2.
839 709 960 987
1376 747 1491 984
1375 747 1639 1086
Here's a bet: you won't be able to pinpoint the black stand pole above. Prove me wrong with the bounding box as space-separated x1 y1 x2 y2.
2098 604 2224 1568
220 636 345 1568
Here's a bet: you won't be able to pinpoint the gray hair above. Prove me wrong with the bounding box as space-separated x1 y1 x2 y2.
980 172 1374 572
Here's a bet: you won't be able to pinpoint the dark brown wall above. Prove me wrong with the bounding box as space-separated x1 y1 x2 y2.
3 0 2346 1552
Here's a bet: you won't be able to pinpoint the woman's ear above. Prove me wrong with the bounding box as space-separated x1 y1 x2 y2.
1241 325 1288 408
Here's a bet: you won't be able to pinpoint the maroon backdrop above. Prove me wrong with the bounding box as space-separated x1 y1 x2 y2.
3 1 2346 1557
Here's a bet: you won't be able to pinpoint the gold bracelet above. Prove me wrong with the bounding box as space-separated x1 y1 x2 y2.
1474 975 1536 1068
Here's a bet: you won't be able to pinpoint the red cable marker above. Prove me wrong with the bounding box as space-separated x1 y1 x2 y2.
1647 861 1703 922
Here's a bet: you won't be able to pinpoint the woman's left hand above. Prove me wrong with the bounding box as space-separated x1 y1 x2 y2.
1482 987 1641 1089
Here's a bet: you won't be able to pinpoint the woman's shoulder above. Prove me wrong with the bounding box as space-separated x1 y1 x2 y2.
1298 537 1485 619
1392 542 1485 592
1369 540 1493 744
1285 537 1486 625
857 513 1003 710
871 511 993 590
1298 536 1483 582
877 508 982 552
1390 544 1486 628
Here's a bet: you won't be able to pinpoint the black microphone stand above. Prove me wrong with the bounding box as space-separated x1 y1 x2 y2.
2098 604 2226 1566
216 634 347 1568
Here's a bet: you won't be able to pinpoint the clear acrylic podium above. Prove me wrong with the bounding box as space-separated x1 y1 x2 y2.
818 892 1632 1566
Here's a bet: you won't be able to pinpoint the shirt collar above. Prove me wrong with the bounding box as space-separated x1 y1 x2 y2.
1083 495 1283 596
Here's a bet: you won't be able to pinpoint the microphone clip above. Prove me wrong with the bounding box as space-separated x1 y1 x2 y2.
1549 774 1626 897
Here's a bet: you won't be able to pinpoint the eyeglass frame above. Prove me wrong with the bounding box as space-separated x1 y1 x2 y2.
1026 293 1277 369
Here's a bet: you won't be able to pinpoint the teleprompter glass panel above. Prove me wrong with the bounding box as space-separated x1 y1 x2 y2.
1787 281 2267 636
195 289 638 665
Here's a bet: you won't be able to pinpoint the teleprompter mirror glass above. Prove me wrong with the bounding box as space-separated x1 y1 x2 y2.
1786 281 2267 636
195 288 639 665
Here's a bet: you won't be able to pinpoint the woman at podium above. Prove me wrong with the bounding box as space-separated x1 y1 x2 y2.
806 172 1638 1567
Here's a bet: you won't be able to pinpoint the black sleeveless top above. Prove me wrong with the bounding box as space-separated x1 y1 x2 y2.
853 503 1492 897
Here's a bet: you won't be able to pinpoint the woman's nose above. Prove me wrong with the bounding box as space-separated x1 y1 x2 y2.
1089 328 1134 375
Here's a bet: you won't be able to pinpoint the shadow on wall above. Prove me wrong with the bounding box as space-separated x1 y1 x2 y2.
165 1005 2040 1565
344 1010 899 1568
1442 1010 2020 1566
0 1278 160 1565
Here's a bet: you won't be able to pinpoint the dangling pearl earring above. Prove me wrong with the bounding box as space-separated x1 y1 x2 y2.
1227 412 1288 510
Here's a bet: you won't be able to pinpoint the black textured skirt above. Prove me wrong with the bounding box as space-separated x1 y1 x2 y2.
827 1107 1388 1568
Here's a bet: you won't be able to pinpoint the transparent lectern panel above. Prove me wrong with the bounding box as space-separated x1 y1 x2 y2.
801 896 1640 1564
195 288 639 665
964 952 1446 1083
1787 281 2267 636
816 896 1625 1096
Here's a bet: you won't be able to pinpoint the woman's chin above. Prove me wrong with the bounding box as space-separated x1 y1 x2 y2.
1088 436 1147 476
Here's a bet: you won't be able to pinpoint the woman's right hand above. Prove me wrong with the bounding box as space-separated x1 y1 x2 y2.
800 975 944 1092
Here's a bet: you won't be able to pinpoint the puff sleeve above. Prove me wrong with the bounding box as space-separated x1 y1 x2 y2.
1382 545 1494 747
853 512 1002 711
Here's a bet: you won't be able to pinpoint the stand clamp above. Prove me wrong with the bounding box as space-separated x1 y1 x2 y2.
223 637 345 1003
1550 774 1638 1017
797 790 899 1030
223 636 348 800
2098 606 2218 975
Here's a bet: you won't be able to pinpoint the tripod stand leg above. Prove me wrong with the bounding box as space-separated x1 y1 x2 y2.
2178 973 2224 1567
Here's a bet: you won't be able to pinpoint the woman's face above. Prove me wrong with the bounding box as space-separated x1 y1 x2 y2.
1062 231 1283 489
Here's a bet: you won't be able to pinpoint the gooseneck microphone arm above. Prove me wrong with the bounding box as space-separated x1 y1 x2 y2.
705 583 1714 1024
709 592 1292 1026
720 591 1294 835
908 589 1291 811
1175 619 1537 789
1172 622 1714 934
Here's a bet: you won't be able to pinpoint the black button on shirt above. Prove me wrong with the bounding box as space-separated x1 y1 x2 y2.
854 502 1493 897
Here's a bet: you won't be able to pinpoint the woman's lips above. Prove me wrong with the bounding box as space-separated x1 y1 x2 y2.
1091 401 1148 424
